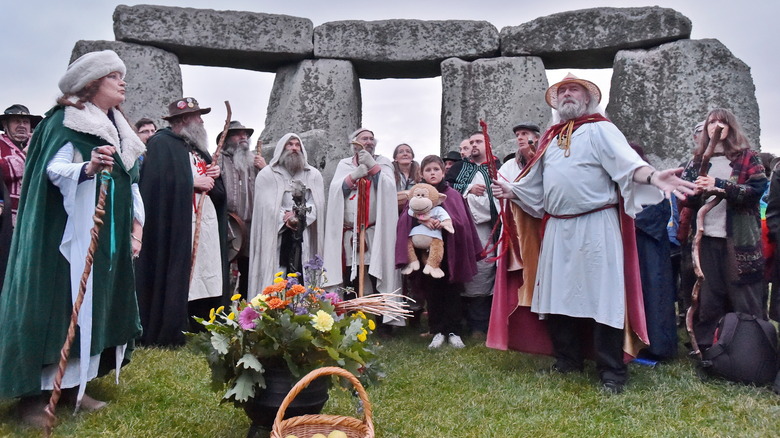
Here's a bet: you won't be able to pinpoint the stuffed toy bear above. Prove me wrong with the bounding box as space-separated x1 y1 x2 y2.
401 183 454 278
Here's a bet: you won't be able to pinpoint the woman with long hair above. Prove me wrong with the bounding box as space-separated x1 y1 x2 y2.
393 143 420 209
681 108 767 350
0 50 145 426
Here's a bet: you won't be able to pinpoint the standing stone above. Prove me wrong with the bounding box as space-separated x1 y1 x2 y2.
608 39 760 169
315 20 499 79
441 57 550 160
501 7 691 69
113 5 313 72
70 40 182 129
261 59 361 174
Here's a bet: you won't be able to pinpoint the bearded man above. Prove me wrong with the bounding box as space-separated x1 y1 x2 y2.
491 73 695 393
323 129 400 325
247 133 325 294
216 121 263 295
135 97 228 347
0 104 42 225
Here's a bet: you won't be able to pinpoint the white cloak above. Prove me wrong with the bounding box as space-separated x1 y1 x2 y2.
247 133 325 296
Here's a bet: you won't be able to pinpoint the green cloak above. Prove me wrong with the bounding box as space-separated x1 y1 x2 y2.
0 105 142 398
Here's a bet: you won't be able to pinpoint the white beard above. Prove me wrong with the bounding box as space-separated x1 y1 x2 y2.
226 140 253 170
179 121 210 155
557 98 588 122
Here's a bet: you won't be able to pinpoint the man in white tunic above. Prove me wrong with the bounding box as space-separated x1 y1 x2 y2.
492 73 695 393
248 133 325 294
323 128 401 327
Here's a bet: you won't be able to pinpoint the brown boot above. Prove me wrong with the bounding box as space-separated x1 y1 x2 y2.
17 395 50 428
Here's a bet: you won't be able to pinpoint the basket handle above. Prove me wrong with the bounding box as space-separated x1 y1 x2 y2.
271 366 373 431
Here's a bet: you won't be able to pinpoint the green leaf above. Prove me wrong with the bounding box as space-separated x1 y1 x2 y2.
224 372 257 403
237 354 264 372
210 332 230 355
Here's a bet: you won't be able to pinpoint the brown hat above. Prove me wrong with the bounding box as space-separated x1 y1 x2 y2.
216 120 255 145
162 97 211 121
545 73 601 109
0 104 43 129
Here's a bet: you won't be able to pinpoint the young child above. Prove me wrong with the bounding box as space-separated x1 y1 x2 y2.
396 155 483 348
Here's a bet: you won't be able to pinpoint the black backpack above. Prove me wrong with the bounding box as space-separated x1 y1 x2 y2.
700 312 779 386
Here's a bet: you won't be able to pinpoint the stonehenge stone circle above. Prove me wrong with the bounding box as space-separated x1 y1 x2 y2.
440 57 550 159
113 4 313 72
314 20 499 79
81 4 759 163
608 39 760 169
501 7 692 69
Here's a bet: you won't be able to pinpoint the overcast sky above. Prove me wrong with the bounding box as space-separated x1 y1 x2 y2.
3 0 778 160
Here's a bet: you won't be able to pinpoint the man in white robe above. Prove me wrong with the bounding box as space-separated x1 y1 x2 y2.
248 133 325 295
492 73 695 393
322 128 401 326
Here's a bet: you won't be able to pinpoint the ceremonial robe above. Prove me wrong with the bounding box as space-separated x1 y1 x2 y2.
0 103 144 398
247 133 325 294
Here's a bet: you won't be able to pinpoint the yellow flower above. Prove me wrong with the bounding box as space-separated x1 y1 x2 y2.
353 311 366 320
275 271 284 277
216 306 225 314
357 328 367 342
368 319 376 331
209 308 215 320
311 310 334 332
287 272 298 278
273 277 284 284
231 294 242 301
227 312 236 320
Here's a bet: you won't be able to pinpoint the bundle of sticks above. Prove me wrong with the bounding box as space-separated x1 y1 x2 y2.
334 292 414 320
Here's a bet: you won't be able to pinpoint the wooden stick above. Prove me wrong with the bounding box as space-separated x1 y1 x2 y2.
190 101 232 284
44 170 111 437
685 125 723 359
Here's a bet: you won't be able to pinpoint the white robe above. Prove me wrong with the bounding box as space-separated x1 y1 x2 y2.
189 152 223 301
247 133 325 296
509 121 662 329
322 153 400 321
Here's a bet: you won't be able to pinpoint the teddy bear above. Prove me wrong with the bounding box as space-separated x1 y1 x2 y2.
401 183 455 278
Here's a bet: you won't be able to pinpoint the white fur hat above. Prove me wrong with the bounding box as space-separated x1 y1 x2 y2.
58 50 126 94
349 128 374 141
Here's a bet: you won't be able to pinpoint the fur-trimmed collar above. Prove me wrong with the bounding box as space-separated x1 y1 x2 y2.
62 100 146 170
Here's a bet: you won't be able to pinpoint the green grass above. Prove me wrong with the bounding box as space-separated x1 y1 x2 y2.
1 328 779 437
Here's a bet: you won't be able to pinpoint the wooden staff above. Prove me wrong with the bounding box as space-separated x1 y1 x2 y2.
190 101 232 284
685 124 723 358
44 170 111 437
351 140 368 297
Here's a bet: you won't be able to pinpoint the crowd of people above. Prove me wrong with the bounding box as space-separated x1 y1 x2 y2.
0 50 776 427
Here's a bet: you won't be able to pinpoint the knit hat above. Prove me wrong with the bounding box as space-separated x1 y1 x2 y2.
58 50 126 94
545 72 601 110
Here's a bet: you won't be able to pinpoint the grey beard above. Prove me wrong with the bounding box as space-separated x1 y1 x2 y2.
231 146 254 172
179 121 210 155
558 99 588 122
280 149 305 175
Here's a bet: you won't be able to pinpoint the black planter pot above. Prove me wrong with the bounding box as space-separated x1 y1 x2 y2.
243 367 329 437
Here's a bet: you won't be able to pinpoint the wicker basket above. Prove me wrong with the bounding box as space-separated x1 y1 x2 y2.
270 366 374 438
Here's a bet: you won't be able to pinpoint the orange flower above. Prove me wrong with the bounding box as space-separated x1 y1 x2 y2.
286 284 306 297
262 281 287 295
266 297 289 310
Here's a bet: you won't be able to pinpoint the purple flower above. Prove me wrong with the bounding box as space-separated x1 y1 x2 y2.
238 307 260 330
322 292 342 305
287 276 299 286
303 255 324 271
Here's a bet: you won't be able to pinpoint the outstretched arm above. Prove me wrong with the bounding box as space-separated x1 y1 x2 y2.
634 165 697 200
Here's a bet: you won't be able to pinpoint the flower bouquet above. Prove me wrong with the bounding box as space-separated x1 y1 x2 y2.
190 256 407 405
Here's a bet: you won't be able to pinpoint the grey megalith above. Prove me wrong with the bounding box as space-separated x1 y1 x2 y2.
441 57 550 160
314 19 499 79
260 59 361 175
71 40 182 130
608 39 760 170
113 4 313 72
501 6 691 69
